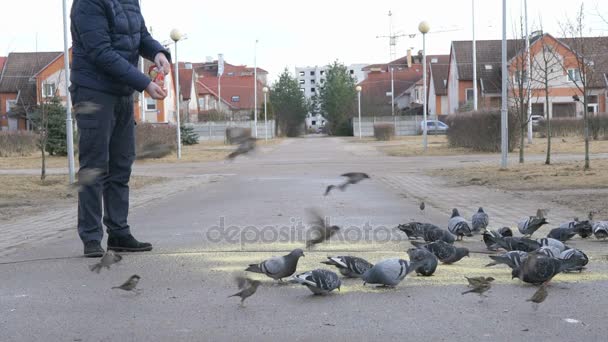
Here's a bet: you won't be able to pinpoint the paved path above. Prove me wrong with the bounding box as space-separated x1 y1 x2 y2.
1 137 607 341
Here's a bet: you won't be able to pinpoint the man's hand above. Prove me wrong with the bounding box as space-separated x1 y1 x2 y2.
154 53 171 75
145 82 167 100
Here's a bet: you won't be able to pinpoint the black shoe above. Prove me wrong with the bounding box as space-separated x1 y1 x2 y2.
107 234 153 252
84 241 105 257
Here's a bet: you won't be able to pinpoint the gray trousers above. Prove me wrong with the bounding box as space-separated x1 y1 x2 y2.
72 86 135 243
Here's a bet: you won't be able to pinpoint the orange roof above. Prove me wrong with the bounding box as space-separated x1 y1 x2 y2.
197 75 264 110
357 66 423 99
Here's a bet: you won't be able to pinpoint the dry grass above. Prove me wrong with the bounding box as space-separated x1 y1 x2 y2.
0 139 283 169
431 158 608 191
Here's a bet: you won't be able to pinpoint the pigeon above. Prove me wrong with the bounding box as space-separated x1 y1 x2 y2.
517 209 549 236
136 142 173 159
361 258 419 287
411 240 470 264
227 137 256 160
485 251 528 269
472 207 489 233
72 101 102 115
534 246 561 259
448 208 473 240
465 276 495 288
407 248 438 276
89 250 122 273
70 168 104 192
547 227 578 242
498 227 513 237
398 222 454 244
559 248 588 272
491 235 540 252
321 256 373 278
462 282 492 297
306 209 340 249
527 284 548 309
420 201 425 212
228 276 261 307
483 230 502 251
291 269 341 295
324 172 370 196
512 254 581 285
558 219 593 239
423 227 456 244
536 238 568 253
245 248 305 281
112 275 141 293
593 221 608 240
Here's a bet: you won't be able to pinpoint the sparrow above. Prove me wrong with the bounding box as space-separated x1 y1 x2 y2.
112 275 142 294
89 250 122 273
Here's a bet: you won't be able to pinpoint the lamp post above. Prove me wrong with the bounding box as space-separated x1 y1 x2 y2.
472 0 478 111
500 0 508 169
62 0 75 184
170 28 183 159
263 86 269 141
419 21 430 151
356 85 362 139
253 40 258 138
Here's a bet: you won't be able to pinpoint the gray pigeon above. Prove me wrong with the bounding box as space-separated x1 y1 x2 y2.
324 172 370 196
407 248 438 276
245 248 305 281
320 256 373 278
492 235 540 252
227 137 256 160
559 248 588 272
411 240 469 264
361 258 418 287
547 227 577 242
228 276 261 307
472 207 489 233
89 250 122 273
534 246 561 258
485 251 528 269
291 269 341 295
536 238 567 253
448 208 472 240
306 209 340 249
71 168 105 191
512 254 581 285
483 230 502 251
397 222 454 244
558 219 593 239
498 227 513 237
593 221 608 240
517 209 549 236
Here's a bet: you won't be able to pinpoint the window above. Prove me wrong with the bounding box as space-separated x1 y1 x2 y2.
227 72 235 76
299 79 305 84
311 87 316 93
299 71 305 77
42 82 56 98
320 79 325 84
311 120 316 125
146 97 157 111
310 71 315 76
350 70 354 74
300 88 305 92
466 88 474 102
6 99 17 112
231 96 240 102
198 98 205 109
484 64 493 70
431 58 438 63
568 69 581 82
310 79 315 84
513 70 528 84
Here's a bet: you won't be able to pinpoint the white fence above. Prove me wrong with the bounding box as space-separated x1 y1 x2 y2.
352 116 425 136
189 120 276 141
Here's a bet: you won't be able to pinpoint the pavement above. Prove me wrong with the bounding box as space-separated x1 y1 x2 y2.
1 136 607 341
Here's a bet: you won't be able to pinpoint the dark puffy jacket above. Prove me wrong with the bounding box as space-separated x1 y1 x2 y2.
70 0 170 96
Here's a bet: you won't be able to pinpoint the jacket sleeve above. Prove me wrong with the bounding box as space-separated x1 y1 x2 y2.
72 0 151 92
139 17 172 63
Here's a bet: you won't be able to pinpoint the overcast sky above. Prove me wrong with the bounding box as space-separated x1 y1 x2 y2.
1 0 607 82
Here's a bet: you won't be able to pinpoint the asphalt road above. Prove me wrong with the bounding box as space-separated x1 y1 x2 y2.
1 136 607 342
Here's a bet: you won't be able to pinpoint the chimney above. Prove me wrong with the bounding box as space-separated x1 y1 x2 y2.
407 49 412 68
185 62 193 69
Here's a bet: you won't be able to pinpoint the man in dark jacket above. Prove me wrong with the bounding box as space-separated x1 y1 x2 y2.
70 0 171 257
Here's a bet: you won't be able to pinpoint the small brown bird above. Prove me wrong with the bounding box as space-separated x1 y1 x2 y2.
305 208 340 249
228 276 261 307
89 250 122 273
324 172 370 196
462 282 492 297
527 284 548 309
465 276 495 288
112 275 142 294
137 142 173 160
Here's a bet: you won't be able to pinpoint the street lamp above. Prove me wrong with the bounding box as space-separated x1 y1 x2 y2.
170 28 183 159
500 0 508 168
263 86 269 141
356 85 362 139
419 21 430 152
253 40 259 138
62 0 75 183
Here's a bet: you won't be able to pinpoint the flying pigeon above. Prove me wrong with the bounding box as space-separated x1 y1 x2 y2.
228 276 261 307
512 254 580 285
306 209 340 249
517 209 549 237
291 269 341 295
411 240 469 264
448 208 473 240
407 247 438 276
320 256 373 278
361 258 419 287
245 248 305 281
227 137 257 160
137 142 173 159
70 168 104 192
112 275 142 294
559 248 588 272
89 250 122 273
472 207 489 233
485 251 528 269
593 221 608 240
324 172 370 196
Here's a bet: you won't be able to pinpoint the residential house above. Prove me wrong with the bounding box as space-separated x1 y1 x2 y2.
0 51 63 131
427 55 450 116
295 64 369 99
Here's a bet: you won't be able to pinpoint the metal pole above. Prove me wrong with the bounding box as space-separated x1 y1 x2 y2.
524 0 533 143
218 75 221 111
358 90 362 139
390 67 395 116
264 92 268 141
501 0 508 169
139 0 146 122
422 33 428 151
174 41 182 159
62 0 75 184
253 40 258 137
472 0 478 111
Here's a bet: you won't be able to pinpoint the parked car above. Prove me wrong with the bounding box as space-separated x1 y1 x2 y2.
530 115 545 127
419 120 449 135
